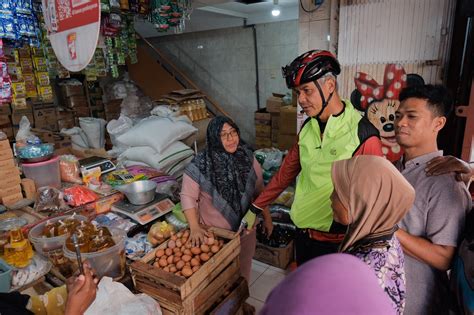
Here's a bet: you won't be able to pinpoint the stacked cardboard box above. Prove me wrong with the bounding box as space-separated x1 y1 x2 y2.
56 108 76 130
31 128 72 149
104 99 121 121
0 140 23 206
278 105 297 150
59 82 90 118
255 109 272 149
0 105 13 140
265 93 285 148
33 102 58 131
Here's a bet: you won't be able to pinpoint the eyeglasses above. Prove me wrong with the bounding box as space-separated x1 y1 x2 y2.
220 130 238 140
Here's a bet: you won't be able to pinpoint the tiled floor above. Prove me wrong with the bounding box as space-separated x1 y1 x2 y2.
246 259 289 314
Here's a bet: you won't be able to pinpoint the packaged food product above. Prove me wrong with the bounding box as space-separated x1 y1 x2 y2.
59 155 82 184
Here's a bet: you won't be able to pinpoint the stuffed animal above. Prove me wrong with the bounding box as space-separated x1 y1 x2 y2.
351 64 424 162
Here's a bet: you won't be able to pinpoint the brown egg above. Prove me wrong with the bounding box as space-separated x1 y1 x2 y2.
170 234 178 241
170 266 177 273
200 253 210 262
168 240 176 249
182 267 193 278
159 258 168 267
167 255 174 264
163 266 170 272
176 260 185 270
195 255 201 262
190 258 200 267
173 247 180 254
183 230 190 238
207 237 215 246
180 246 186 252
181 237 188 244
185 242 192 249
183 249 192 256
176 239 182 248
175 271 182 277
192 265 200 273
175 251 183 258
211 245 219 253
200 244 210 253
185 262 191 268
153 261 160 268
190 247 201 255
173 256 181 264
155 249 165 258
182 254 192 262
213 239 219 246
177 231 183 238
165 248 173 256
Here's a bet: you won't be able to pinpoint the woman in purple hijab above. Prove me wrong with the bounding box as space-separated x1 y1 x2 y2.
260 254 395 315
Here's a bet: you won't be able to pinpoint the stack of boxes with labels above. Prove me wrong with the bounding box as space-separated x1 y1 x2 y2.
254 109 272 149
32 102 58 131
31 47 53 102
0 139 23 207
265 93 285 148
59 81 90 119
278 104 297 150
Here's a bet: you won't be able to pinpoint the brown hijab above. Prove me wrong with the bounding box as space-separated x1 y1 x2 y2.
331 155 415 252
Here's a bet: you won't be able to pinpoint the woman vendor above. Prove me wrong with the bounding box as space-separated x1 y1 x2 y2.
330 155 415 315
180 116 271 281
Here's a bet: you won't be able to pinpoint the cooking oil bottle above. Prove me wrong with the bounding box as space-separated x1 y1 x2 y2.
4 227 33 268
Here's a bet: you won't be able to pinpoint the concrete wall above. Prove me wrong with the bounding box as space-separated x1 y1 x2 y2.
148 20 298 144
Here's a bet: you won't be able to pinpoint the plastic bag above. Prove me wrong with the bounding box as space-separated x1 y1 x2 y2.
85 277 162 315
59 155 82 184
106 115 133 149
15 116 35 142
63 186 99 207
255 148 283 171
150 105 180 118
34 187 67 212
61 127 89 150
79 117 107 149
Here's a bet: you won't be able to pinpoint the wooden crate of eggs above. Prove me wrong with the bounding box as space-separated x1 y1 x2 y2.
130 226 242 315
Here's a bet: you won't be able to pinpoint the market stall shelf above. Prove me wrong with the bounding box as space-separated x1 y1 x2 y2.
130 227 247 314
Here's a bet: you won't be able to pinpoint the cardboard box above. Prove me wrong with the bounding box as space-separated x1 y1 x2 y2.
271 113 280 130
271 130 279 143
255 124 272 137
279 105 297 135
66 95 88 108
255 137 272 149
61 85 84 98
0 185 21 199
56 108 75 120
0 105 11 115
57 118 75 130
0 115 10 126
54 134 72 149
0 176 21 189
278 134 296 150
254 240 294 269
74 107 90 117
0 139 11 151
21 178 36 200
35 120 58 131
266 93 285 113
0 158 14 169
2 192 23 206
33 107 57 123
255 108 271 123
1 127 13 140
31 128 55 144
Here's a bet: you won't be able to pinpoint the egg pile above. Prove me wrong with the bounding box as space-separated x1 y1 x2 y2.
152 229 224 278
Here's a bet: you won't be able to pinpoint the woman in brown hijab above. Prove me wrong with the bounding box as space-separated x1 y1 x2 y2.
331 155 415 315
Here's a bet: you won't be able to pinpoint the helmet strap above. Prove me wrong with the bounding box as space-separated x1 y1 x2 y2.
313 80 335 118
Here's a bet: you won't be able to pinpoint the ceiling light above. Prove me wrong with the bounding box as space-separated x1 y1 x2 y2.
272 8 280 16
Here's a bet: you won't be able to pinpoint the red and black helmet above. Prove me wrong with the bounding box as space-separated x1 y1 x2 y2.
282 50 341 89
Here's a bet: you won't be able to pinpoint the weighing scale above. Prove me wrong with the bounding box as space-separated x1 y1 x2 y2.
111 193 175 225
79 156 116 174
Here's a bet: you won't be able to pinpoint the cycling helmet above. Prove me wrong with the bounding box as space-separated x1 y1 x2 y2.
282 50 341 118
282 50 341 89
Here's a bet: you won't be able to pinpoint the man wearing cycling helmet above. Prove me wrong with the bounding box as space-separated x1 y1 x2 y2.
251 50 384 265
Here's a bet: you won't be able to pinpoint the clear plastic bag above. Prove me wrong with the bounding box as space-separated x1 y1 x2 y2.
34 187 67 212
255 148 283 171
59 155 82 184
15 116 35 142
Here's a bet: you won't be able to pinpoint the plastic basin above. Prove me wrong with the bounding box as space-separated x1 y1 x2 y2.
28 215 87 258
63 228 126 280
22 156 61 189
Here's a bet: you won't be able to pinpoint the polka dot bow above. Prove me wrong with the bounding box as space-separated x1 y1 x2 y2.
354 64 407 110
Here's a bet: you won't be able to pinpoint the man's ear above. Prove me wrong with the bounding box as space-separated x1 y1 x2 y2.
325 76 337 93
434 116 447 132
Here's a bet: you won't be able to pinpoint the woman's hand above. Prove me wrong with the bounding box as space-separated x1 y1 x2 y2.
65 262 98 315
189 225 209 247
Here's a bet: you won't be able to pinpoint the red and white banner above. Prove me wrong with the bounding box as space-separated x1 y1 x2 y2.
42 0 100 72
